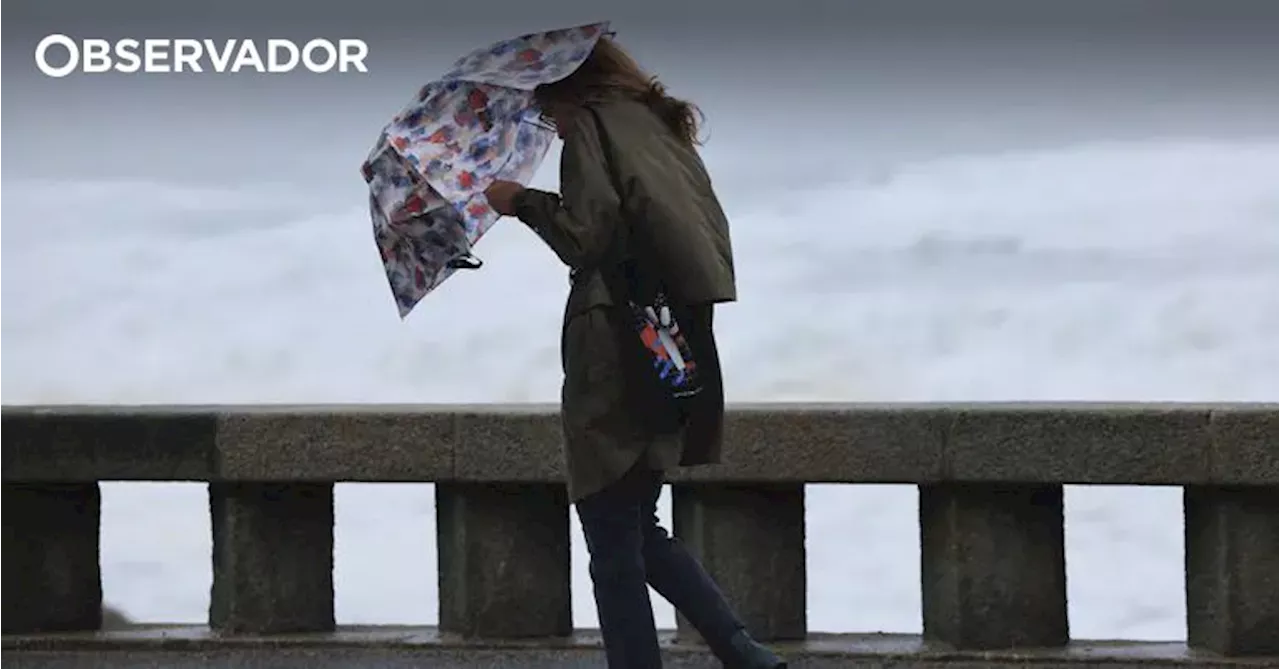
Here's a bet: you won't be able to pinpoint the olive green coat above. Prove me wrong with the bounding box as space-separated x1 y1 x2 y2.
513 94 737 501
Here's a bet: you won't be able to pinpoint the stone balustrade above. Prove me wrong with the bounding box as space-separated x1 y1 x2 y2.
1 403 1276 669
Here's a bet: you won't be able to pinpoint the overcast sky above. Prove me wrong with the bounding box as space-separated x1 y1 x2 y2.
2 0 1274 194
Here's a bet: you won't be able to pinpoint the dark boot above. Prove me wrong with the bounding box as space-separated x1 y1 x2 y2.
724 630 787 669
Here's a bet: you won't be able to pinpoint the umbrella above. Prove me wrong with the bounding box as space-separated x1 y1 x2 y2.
361 21 610 318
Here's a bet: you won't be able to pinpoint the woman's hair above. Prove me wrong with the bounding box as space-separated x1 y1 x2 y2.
534 36 704 146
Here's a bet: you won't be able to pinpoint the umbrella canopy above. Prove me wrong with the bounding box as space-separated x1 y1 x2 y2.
362 21 610 318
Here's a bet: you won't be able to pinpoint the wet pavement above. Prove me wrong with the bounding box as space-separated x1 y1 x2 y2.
3 627 1274 669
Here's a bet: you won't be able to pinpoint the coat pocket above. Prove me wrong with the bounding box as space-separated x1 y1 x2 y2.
561 308 625 423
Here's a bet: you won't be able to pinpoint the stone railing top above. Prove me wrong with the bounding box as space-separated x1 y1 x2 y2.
2 403 1275 486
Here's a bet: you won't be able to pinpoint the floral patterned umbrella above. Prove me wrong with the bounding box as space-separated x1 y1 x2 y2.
362 21 609 318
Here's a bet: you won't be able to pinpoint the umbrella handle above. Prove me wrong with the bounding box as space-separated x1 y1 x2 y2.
447 253 484 270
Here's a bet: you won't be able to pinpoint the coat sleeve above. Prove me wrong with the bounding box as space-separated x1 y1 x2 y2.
512 113 624 271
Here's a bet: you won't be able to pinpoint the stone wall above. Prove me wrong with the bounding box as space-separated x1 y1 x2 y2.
2 403 1276 668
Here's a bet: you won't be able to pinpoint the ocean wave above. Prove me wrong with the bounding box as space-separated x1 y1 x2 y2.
2 138 1275 404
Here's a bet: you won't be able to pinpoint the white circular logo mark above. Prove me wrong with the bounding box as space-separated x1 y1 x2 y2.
34 34 79 78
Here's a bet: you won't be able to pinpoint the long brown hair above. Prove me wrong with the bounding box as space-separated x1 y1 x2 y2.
534 36 705 146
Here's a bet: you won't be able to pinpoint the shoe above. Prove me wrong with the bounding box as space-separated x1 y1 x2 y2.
726 630 787 669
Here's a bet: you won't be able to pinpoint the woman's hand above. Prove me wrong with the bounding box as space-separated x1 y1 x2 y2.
484 180 526 217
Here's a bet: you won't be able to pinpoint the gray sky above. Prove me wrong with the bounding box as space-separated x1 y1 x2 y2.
1 0 1274 194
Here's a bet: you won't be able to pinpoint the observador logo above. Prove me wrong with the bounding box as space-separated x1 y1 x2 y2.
34 34 370 77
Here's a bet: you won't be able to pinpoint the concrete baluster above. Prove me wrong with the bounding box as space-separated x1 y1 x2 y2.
1183 407 1280 657
672 482 807 642
208 482 335 633
1184 485 1278 656
436 483 571 638
918 483 1068 649
1 483 103 633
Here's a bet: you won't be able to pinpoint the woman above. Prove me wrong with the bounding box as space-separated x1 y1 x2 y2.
484 36 787 669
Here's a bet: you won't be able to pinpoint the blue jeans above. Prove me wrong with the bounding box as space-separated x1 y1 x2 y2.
576 462 747 669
